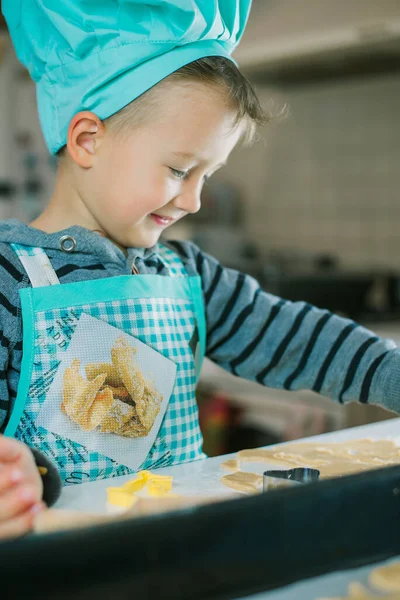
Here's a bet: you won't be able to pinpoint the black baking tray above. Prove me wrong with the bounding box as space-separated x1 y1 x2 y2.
1 465 400 599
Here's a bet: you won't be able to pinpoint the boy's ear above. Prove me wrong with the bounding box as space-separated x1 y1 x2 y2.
66 111 105 168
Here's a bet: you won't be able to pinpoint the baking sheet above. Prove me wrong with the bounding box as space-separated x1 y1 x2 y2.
42 418 400 599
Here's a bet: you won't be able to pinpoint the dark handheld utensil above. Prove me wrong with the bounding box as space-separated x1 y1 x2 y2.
263 467 320 491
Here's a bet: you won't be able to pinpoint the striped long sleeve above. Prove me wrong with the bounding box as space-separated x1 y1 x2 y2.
169 241 400 412
0 248 26 430
1 215 400 428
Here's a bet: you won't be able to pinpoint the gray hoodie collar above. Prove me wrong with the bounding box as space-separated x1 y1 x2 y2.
0 219 158 265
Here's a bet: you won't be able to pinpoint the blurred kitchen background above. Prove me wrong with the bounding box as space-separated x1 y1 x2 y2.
1 1 400 455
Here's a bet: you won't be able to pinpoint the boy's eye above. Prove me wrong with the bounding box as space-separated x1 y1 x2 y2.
169 167 188 180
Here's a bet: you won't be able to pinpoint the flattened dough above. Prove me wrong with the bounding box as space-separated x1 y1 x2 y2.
238 439 400 480
224 439 400 497
319 587 400 599
220 459 239 472
318 581 400 599
221 472 262 494
369 560 400 592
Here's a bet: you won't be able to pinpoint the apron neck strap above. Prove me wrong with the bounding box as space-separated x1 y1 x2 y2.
10 243 60 287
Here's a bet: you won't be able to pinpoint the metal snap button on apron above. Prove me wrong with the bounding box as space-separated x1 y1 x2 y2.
59 235 76 253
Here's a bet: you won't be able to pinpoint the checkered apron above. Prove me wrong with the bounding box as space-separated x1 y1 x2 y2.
5 243 206 486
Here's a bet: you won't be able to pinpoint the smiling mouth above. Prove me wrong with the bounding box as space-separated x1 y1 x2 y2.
150 214 177 226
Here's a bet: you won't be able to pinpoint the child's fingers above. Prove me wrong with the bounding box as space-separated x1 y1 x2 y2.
0 465 23 495
0 483 41 522
0 437 22 463
0 504 44 540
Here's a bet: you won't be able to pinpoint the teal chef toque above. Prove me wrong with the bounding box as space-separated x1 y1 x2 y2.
2 0 252 154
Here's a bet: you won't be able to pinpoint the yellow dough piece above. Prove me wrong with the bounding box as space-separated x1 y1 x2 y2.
120 475 147 494
221 472 262 494
369 560 400 592
220 459 239 472
238 448 279 463
147 479 173 496
106 487 138 509
139 470 154 482
113 471 174 499
150 474 173 480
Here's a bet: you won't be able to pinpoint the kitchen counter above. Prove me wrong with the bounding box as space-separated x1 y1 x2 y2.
56 419 400 599
55 418 400 514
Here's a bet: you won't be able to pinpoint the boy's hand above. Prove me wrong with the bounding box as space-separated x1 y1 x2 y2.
0 436 45 540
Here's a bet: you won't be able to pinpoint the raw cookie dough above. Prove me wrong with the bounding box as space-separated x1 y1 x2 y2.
347 582 375 599
222 439 400 495
220 472 262 494
220 459 239 472
369 560 400 592
237 439 400 480
319 581 400 599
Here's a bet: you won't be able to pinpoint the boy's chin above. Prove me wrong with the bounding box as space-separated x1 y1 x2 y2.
120 231 162 249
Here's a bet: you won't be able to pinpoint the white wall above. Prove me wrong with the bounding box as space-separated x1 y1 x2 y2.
216 72 400 270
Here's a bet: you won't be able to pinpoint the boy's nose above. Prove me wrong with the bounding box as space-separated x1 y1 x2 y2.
174 183 202 215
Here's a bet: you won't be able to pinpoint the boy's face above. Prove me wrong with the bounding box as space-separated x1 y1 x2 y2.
80 83 243 248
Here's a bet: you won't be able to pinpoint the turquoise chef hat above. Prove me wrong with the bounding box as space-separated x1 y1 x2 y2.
2 0 252 154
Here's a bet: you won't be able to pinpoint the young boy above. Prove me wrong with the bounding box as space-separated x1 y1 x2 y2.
1 0 400 540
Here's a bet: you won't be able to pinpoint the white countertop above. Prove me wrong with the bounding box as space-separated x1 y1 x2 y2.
56 417 400 513
55 418 400 599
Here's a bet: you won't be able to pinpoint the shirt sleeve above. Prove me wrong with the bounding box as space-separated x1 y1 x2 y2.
167 240 400 412
0 337 10 430
0 246 27 431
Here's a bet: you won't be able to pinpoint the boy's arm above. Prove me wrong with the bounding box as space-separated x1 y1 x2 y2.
168 241 400 411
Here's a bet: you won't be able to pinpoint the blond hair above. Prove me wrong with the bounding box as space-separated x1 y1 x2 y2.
105 56 269 146
58 57 269 155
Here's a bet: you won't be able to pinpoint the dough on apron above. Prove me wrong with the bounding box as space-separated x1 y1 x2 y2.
369 560 400 592
220 472 262 494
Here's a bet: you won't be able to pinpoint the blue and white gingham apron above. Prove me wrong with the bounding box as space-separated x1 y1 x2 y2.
4 242 206 486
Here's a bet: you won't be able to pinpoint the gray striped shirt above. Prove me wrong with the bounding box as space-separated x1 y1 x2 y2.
0 218 399 432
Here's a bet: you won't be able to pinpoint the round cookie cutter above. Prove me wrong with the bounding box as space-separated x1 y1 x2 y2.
263 467 320 491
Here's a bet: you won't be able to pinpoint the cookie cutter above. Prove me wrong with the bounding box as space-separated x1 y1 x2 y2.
263 468 320 491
